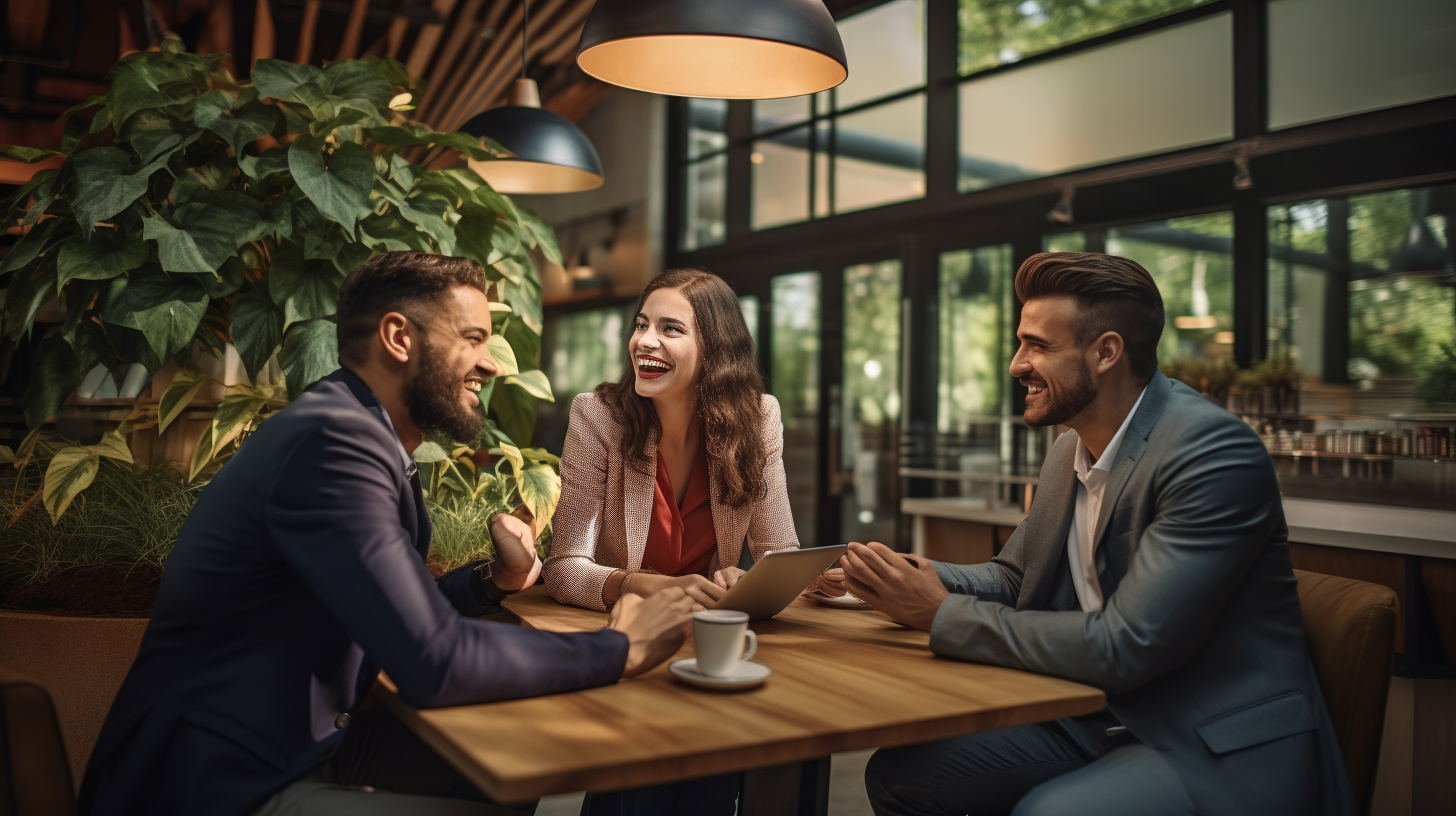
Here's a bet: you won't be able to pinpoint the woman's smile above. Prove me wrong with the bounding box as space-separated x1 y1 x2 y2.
636 354 673 380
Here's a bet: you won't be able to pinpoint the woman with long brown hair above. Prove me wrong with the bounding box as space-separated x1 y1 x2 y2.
545 267 831 615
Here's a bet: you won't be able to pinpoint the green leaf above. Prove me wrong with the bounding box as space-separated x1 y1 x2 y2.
268 242 342 326
143 191 263 275
364 126 496 161
64 316 112 372
251 60 332 119
359 212 429 253
0 218 62 276
209 391 269 454
454 204 497 268
0 445 14 465
106 49 205 129
331 239 374 277
158 364 208 434
101 322 163 372
23 337 83 430
412 441 451 463
238 147 291 184
288 136 373 232
230 281 284 383
57 230 150 285
279 318 338 398
486 333 518 376
501 312 540 370
88 431 135 464
195 92 278 155
502 270 544 335
489 379 537 448
291 198 345 260
61 95 105 121
169 155 236 205
395 191 456 255
200 256 247 298
99 269 209 359
0 145 65 163
496 442 525 478
43 447 100 522
321 58 405 109
6 260 59 341
516 207 562 265
503 369 553 402
69 146 172 234
123 109 195 164
517 462 562 525
5 169 58 224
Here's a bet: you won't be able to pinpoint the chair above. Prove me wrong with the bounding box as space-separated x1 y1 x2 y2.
0 665 76 816
1294 569 1399 815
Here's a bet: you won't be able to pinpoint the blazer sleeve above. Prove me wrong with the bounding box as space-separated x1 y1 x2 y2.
746 396 800 560
265 416 628 708
927 418 1281 695
543 394 620 611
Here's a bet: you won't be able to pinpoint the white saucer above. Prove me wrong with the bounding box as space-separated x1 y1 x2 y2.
813 591 872 609
669 658 772 691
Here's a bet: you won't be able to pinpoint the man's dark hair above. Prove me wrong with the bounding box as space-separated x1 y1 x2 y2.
1014 252 1165 381
335 251 487 365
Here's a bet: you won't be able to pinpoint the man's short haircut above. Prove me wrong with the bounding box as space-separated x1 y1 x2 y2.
335 251 487 365
1015 252 1165 381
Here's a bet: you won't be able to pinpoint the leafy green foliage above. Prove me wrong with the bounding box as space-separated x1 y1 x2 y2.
419 442 562 572
958 0 1211 75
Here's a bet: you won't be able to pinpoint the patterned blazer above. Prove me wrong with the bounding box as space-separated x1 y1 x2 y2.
545 391 801 610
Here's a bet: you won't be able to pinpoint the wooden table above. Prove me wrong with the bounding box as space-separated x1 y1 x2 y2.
376 586 1104 812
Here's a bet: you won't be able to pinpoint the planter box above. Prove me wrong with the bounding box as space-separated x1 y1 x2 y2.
0 610 147 790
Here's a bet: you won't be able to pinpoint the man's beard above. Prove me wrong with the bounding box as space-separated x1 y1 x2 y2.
1024 362 1098 428
406 339 484 442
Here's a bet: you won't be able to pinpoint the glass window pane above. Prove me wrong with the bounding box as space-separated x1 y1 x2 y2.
686 98 727 160
682 154 726 251
537 305 630 452
958 13 1232 192
1269 0 1456 130
835 94 926 214
739 294 761 351
837 0 926 109
938 245 1015 435
754 96 812 133
1106 212 1235 364
1043 232 1086 252
842 261 903 546
771 273 821 545
959 0 1213 75
752 127 811 230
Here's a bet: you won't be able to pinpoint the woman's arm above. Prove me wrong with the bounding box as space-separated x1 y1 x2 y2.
543 395 621 610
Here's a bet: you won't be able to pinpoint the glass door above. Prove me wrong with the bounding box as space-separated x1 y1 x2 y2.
769 272 822 545
837 260 903 546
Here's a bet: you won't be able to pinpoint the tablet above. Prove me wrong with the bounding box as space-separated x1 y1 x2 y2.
716 545 848 620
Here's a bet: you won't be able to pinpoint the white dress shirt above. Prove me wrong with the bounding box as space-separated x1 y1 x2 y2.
1067 388 1146 613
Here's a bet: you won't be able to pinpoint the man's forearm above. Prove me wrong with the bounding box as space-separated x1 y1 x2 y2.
933 560 1015 605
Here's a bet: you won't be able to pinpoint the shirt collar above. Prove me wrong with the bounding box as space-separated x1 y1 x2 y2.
340 368 416 478
1074 387 1148 477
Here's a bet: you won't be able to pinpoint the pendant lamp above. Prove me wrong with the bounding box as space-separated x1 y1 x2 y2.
461 0 604 193
576 0 847 100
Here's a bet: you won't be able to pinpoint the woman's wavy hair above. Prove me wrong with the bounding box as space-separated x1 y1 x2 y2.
595 267 767 508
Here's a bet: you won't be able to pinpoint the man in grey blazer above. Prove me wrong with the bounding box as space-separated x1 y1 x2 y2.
843 252 1354 816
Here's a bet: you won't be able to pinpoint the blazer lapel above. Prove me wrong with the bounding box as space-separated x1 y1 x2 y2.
623 432 657 571
1016 434 1078 610
1091 372 1173 547
707 461 747 572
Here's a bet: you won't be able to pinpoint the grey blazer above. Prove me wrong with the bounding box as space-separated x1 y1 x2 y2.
930 372 1356 815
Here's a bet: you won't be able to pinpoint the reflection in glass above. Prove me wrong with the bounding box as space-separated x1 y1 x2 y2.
958 13 1232 192
1268 0 1456 130
958 0 1212 75
837 0 926 109
1107 212 1234 364
835 94 926 214
771 273 821 545
841 261 903 546
739 295 760 351
1043 232 1087 252
938 245 1014 435
686 98 728 160
752 127 811 230
754 96 812 133
683 155 726 252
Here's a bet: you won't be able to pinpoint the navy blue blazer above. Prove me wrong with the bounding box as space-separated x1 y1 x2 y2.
78 369 629 816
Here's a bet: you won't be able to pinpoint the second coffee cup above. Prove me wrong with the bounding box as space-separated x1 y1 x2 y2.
693 609 757 677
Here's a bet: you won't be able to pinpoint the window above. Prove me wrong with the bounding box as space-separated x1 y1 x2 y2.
841 261 903 545
958 0 1214 75
536 305 631 452
958 11 1233 192
751 0 927 230
739 295 761 350
1106 212 1235 364
938 245 1015 436
771 273 822 545
681 99 727 251
1268 0 1456 130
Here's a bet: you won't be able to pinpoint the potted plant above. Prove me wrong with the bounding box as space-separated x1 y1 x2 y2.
0 39 563 778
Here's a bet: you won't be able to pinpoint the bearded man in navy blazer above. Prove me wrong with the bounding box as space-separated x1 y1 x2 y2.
79 252 694 816
844 252 1355 816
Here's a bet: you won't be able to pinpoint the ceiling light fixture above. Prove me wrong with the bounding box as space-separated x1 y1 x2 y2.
576 0 848 99
460 0 604 194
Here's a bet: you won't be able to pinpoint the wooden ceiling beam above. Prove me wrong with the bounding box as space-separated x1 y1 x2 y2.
335 0 370 61
439 0 581 132
253 0 277 63
295 0 321 64
404 0 462 79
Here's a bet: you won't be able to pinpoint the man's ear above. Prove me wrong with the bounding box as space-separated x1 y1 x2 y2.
1092 330 1125 375
378 312 413 364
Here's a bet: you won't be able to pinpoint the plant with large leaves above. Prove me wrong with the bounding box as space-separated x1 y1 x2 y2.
0 37 560 523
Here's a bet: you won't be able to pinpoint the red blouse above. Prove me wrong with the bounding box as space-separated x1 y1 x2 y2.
640 443 717 577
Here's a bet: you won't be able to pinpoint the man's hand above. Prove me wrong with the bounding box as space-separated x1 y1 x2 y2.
816 567 848 597
487 510 541 592
608 589 694 678
841 541 949 631
629 572 727 608
712 566 748 589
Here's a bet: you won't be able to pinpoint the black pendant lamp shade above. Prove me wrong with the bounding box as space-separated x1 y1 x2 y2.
461 79 605 194
577 0 848 99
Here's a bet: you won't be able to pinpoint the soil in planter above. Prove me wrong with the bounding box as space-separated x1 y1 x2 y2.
0 566 162 617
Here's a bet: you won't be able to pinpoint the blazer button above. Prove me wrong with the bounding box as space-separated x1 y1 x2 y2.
335 713 351 729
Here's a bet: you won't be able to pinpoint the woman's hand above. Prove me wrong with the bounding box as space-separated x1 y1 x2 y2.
487 510 542 592
627 572 726 608
712 566 748 589
815 567 848 597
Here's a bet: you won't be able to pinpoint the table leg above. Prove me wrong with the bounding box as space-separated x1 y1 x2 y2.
740 757 830 816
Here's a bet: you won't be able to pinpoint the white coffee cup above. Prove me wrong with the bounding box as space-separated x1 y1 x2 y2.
692 609 758 677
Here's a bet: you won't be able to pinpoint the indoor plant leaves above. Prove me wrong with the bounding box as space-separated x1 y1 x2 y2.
279 318 338 399
287 135 373 232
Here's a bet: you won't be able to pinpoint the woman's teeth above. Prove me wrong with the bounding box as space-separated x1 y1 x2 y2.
638 359 670 370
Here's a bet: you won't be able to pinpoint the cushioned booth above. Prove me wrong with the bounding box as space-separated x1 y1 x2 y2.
0 666 76 816
1294 569 1399 814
